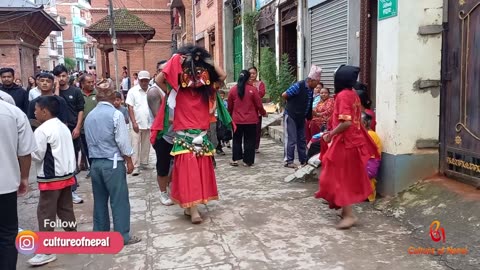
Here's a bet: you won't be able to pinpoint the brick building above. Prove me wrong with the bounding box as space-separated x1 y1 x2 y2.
0 1 62 82
37 1 66 72
170 0 194 50
193 0 224 69
56 0 95 71
89 0 172 81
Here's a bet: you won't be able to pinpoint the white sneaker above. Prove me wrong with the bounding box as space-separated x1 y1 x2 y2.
28 254 57 266
132 168 140 176
72 191 84 204
159 191 173 206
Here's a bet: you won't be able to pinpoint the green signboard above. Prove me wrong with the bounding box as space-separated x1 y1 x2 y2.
378 0 398 20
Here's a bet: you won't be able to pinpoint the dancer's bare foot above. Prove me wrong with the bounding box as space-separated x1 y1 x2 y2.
335 216 358 229
335 205 356 229
190 206 203 224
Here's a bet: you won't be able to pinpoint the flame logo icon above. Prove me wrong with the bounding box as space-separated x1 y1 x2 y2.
429 220 446 243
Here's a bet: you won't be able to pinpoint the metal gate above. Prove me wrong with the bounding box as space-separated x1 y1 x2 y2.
233 25 243 81
310 0 348 88
440 0 480 187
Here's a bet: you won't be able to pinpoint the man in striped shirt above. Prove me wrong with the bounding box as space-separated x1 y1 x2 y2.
282 65 322 168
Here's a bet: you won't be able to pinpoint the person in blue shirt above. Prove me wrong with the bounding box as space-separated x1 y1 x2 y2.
281 65 322 169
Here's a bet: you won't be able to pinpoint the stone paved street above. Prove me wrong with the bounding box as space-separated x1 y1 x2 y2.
17 138 448 270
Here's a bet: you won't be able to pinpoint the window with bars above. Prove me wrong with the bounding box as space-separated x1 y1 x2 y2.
195 0 201 17
50 37 56 50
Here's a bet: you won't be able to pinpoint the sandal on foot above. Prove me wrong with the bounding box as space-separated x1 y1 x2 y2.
242 163 253 167
230 161 239 167
184 209 191 216
284 163 297 169
126 235 141 245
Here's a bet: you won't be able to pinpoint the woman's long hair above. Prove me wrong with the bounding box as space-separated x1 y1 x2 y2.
237 70 250 99
27 76 36 91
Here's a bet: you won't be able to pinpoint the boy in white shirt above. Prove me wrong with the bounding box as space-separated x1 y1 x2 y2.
28 96 77 266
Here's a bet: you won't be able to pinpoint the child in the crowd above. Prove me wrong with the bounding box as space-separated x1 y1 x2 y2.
29 96 77 266
306 83 324 143
355 82 376 131
217 90 232 148
312 84 323 109
362 112 382 201
114 91 129 125
307 132 323 159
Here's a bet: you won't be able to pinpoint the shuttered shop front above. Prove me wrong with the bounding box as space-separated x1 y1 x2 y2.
310 0 348 88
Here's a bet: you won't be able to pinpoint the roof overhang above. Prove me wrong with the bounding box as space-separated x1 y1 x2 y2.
169 0 184 8
0 7 63 32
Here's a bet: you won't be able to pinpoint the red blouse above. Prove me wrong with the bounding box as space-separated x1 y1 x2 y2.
331 89 366 148
228 84 266 124
312 97 334 127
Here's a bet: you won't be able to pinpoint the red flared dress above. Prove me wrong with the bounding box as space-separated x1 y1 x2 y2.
162 55 219 208
315 89 379 209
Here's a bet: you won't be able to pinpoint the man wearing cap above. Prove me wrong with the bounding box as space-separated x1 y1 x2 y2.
84 80 140 245
126 70 152 176
281 65 322 169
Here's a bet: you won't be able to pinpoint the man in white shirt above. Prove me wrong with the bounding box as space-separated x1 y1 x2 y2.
126 70 152 176
29 86 41 101
0 100 37 270
0 90 15 105
121 71 130 99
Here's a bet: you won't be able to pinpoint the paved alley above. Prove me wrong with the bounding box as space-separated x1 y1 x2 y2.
17 138 449 270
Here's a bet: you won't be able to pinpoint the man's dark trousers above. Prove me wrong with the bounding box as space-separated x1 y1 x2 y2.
0 192 18 270
284 114 307 164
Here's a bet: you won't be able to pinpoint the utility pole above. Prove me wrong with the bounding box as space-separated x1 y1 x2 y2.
192 0 196 44
108 0 120 92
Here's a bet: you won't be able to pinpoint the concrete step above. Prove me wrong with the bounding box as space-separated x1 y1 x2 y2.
267 125 284 144
261 113 282 130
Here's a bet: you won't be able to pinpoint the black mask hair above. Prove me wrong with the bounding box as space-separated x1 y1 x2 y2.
334 65 360 94
176 45 219 103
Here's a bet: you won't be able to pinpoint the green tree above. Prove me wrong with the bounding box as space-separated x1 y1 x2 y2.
64 57 76 71
259 48 295 107
243 11 259 67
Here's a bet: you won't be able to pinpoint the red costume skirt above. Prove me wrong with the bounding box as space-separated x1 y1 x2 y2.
170 153 218 208
315 139 372 209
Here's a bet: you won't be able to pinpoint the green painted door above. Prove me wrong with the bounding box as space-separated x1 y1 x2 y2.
233 25 243 81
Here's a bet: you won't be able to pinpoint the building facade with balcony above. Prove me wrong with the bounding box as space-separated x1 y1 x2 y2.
1 0 62 81
37 0 67 71
57 0 94 72
193 0 224 72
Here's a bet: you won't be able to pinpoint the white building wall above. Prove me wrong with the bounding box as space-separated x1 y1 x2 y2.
376 0 443 155
376 15 400 154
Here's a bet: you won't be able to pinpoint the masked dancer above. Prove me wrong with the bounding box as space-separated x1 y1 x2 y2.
315 65 379 229
155 46 226 224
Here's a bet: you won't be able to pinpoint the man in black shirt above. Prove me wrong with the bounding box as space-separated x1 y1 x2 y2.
27 73 69 125
53 64 85 204
0 68 29 113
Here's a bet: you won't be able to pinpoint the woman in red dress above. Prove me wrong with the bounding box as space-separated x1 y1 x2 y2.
315 65 379 229
156 46 226 224
310 87 334 136
248 67 266 153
